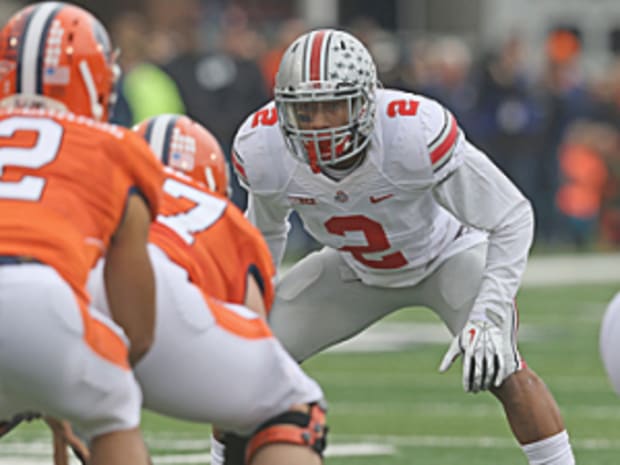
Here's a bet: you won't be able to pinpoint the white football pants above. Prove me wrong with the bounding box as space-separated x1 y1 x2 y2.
89 245 324 435
269 242 488 362
0 263 141 439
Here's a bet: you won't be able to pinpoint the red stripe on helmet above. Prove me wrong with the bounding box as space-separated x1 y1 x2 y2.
309 30 326 81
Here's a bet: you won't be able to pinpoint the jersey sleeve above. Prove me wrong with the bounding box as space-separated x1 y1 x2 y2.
432 140 534 324
115 129 165 219
418 96 465 183
230 206 276 310
245 192 291 269
232 103 294 269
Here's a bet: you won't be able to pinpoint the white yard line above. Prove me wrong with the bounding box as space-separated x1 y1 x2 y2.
522 252 620 287
2 433 619 465
0 441 395 464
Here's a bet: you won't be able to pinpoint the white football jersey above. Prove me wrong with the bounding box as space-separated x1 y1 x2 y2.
233 89 532 312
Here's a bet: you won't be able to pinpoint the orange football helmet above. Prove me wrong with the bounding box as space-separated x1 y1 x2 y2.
0 2 119 121
134 115 230 197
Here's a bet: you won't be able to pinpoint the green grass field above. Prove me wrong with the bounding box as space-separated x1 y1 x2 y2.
2 283 620 464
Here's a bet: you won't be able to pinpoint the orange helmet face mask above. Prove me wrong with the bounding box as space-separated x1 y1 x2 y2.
0 2 119 121
134 115 230 197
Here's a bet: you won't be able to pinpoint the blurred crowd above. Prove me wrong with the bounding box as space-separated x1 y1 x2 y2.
7 0 620 255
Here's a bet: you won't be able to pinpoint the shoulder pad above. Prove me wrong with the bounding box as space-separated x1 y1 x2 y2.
374 90 464 186
372 89 432 187
232 101 296 195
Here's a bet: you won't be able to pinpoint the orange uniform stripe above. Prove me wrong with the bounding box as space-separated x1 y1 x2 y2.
207 296 272 340
77 299 130 370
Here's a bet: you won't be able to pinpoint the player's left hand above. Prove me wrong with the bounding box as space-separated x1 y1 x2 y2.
438 320 520 393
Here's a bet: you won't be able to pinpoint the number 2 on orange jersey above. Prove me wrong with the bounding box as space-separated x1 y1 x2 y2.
157 178 227 245
0 117 63 201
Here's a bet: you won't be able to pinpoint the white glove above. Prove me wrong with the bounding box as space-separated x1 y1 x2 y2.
439 319 521 393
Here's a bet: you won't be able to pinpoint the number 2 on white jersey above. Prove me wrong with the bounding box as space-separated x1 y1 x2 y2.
0 116 63 200
157 178 227 245
324 215 408 270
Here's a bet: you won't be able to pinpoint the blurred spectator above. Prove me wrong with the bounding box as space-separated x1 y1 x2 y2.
470 35 544 210
346 16 402 85
532 28 593 244
162 3 269 209
391 37 434 92
586 59 620 247
556 122 612 249
110 11 185 126
588 58 620 129
260 18 308 96
416 36 478 133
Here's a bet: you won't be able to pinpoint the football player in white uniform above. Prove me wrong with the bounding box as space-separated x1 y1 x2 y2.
231 29 575 464
600 292 620 396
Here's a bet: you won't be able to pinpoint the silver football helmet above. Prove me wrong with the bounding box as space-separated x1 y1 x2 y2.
274 29 378 172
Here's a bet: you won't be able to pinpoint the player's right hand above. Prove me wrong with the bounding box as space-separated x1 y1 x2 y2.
439 319 521 393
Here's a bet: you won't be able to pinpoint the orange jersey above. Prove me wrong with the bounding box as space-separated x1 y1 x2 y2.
150 167 275 309
0 108 163 303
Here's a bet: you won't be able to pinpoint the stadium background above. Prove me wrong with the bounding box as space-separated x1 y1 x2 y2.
1 1 620 463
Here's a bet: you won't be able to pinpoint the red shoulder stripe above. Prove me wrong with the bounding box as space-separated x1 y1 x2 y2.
232 150 248 185
430 112 458 165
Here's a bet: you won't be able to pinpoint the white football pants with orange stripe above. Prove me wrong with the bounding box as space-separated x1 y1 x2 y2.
600 292 620 396
89 245 324 435
269 241 493 363
0 263 141 439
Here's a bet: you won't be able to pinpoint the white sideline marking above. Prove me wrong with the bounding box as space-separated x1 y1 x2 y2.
0 442 394 464
522 253 620 287
339 434 620 451
2 434 620 464
327 443 396 456
281 252 620 287
327 322 451 353
327 322 540 353
154 455 210 464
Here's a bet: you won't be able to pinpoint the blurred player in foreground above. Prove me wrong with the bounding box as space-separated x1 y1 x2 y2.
600 292 620 396
0 3 163 465
86 114 328 465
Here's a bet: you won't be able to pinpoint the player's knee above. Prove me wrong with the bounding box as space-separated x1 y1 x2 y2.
245 401 328 464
